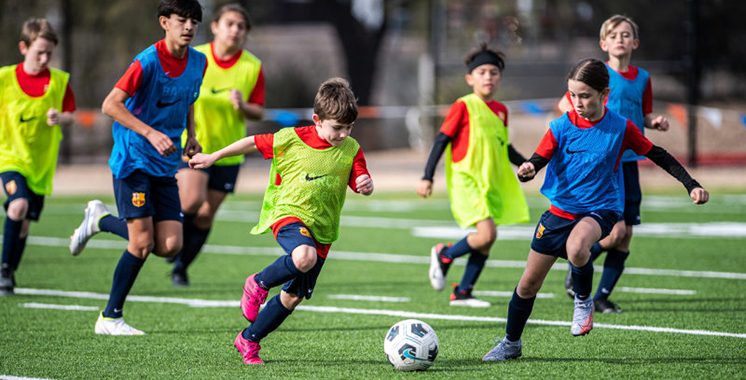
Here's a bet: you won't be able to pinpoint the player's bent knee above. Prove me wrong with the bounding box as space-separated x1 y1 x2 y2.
292 246 317 273
6 199 29 220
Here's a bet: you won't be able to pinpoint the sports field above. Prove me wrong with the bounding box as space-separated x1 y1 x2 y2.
1 192 745 379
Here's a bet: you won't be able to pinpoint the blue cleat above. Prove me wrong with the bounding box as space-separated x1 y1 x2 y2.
482 337 522 362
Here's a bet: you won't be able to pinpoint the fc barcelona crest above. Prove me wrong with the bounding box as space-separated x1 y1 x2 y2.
299 227 312 238
132 192 146 207
535 223 545 239
4 180 17 196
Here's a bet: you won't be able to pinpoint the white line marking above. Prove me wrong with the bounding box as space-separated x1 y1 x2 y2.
14 288 746 339
617 287 697 295
0 375 55 380
473 290 555 299
25 236 746 280
20 302 99 311
327 294 410 303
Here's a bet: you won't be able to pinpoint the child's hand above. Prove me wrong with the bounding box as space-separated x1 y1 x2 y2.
183 137 202 158
47 108 60 126
189 153 216 169
230 89 244 111
145 129 176 156
356 174 374 195
650 115 670 131
416 179 433 198
690 187 709 205
517 162 536 182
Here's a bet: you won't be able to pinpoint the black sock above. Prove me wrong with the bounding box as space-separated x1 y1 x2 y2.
590 242 604 262
99 215 128 239
505 288 536 342
255 254 301 289
2 217 22 270
457 251 487 292
594 249 630 301
103 251 145 318
443 236 472 260
10 236 27 272
571 260 594 300
173 214 210 273
243 295 293 342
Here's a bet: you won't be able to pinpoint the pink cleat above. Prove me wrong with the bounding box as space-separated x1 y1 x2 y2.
241 273 268 322
234 331 264 365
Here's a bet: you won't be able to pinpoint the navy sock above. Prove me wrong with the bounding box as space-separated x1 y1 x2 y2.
173 215 210 273
457 251 488 292
571 259 594 300
2 217 22 269
505 288 536 342
11 236 27 272
590 242 604 262
255 254 301 289
103 251 145 318
243 295 293 342
99 215 128 239
594 249 630 301
442 236 472 260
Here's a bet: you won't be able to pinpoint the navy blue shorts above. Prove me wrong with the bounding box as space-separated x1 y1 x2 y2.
530 209 620 259
275 222 326 300
113 170 182 222
178 160 240 193
622 161 642 225
1 172 44 221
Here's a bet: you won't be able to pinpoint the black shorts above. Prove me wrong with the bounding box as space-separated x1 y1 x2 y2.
530 209 620 259
1 171 44 221
622 161 642 226
275 222 326 300
113 170 182 222
178 160 240 193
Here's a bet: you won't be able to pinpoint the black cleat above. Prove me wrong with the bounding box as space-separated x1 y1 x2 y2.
594 298 622 314
171 270 190 288
0 267 14 296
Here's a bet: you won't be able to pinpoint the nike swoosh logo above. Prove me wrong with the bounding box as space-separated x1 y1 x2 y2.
20 115 37 123
156 99 179 108
565 148 587 154
210 87 230 94
305 173 327 181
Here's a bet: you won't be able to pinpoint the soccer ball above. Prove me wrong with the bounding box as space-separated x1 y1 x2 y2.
383 319 439 371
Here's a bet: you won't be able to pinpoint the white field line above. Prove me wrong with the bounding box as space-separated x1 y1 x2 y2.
617 287 697 295
0 376 55 380
20 303 99 311
25 236 746 280
473 290 555 299
13 288 746 339
327 294 410 303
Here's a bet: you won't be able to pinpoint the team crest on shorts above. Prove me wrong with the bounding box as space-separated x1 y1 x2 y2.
4 180 17 196
535 223 545 239
131 192 146 207
299 227 311 238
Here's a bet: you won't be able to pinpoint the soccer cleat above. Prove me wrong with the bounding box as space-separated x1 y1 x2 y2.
0 267 14 296
234 331 264 365
595 298 622 314
449 285 491 308
428 243 450 291
69 200 110 256
564 266 575 299
241 273 268 323
171 269 190 288
94 313 145 336
571 296 594 336
482 337 522 362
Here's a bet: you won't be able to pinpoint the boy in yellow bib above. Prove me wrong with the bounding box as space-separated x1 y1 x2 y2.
188 78 373 365
417 45 529 307
0 18 76 295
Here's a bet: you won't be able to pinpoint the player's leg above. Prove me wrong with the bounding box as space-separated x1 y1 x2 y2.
450 218 495 307
483 248 556 362
1 172 32 295
428 223 485 292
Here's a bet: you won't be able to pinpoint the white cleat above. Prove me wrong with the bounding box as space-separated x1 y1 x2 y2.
449 297 492 308
69 200 109 256
428 243 447 291
95 313 145 336
571 296 594 336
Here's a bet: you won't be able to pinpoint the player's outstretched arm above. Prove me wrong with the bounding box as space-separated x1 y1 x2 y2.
102 87 176 156
645 145 709 205
189 136 257 169
517 162 536 182
644 114 670 131
356 174 374 196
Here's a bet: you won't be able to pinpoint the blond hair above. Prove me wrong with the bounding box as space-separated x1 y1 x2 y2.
599 15 639 40
313 78 358 124
20 18 58 46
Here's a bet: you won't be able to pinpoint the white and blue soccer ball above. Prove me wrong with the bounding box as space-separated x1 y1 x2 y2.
384 319 439 371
